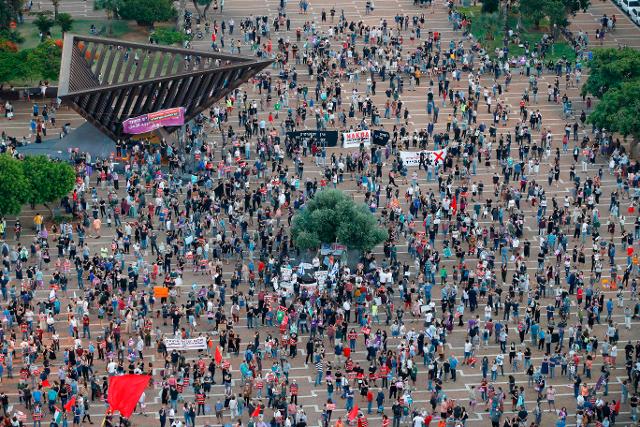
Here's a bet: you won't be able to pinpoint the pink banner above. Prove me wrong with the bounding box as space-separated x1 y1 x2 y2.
122 107 185 134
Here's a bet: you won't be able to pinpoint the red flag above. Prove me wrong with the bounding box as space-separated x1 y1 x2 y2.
348 405 359 421
614 400 621 414
251 405 261 417
64 395 77 412
214 346 223 365
107 374 150 418
451 195 457 214
41 379 50 388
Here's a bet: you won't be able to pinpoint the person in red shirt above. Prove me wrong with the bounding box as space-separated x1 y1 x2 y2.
366 390 374 414
290 379 299 405
357 414 369 427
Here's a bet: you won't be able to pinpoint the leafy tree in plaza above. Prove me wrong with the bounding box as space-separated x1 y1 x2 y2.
21 156 76 209
51 0 60 18
33 12 55 38
193 0 215 19
291 189 388 252
56 13 74 34
151 27 189 45
587 81 640 141
0 0 23 28
94 0 123 20
0 155 31 216
0 50 28 84
0 28 25 44
481 0 499 14
581 47 640 97
518 0 590 29
26 39 63 81
119 0 176 27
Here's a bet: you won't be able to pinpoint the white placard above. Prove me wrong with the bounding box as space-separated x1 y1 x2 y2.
343 130 371 148
399 149 447 167
164 336 208 351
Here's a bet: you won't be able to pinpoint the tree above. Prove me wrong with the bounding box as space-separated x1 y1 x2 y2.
193 0 214 19
95 0 122 20
119 0 176 27
26 39 63 81
51 0 60 18
0 50 29 84
21 156 76 209
587 81 640 141
151 28 189 45
291 189 388 252
519 0 589 29
581 47 640 97
0 0 23 28
56 13 74 34
0 28 25 44
481 0 499 14
33 12 55 37
0 155 31 216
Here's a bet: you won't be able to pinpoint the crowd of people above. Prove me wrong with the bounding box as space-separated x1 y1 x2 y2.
0 1 639 427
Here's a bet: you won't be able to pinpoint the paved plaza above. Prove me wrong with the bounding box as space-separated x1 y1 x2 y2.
1 0 640 427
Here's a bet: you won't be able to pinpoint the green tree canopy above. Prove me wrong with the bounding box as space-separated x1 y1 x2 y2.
119 0 176 27
291 189 388 252
21 156 76 206
26 39 63 81
519 0 589 29
0 49 29 84
0 0 23 28
587 81 640 141
581 47 640 97
151 27 189 45
94 0 123 20
0 155 31 216
33 12 55 35
193 0 214 19
56 13 74 34
481 0 499 14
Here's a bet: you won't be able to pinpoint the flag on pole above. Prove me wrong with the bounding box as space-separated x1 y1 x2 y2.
214 346 223 365
107 374 151 418
451 195 457 214
53 407 62 423
251 405 261 417
348 405 359 421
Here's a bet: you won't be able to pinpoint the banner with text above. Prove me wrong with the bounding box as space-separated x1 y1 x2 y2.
399 149 447 167
372 129 390 146
286 130 339 147
163 336 207 351
123 107 185 135
343 130 371 148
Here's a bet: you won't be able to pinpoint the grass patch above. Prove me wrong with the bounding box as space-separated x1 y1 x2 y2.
462 10 576 62
18 19 132 49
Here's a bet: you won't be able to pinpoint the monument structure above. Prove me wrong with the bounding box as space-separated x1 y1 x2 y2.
57 33 271 141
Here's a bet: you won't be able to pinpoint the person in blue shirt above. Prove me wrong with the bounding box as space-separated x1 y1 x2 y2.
448 354 459 382
606 298 614 321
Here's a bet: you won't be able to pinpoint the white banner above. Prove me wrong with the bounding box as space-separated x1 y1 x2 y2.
343 130 371 148
399 149 447 167
164 336 208 351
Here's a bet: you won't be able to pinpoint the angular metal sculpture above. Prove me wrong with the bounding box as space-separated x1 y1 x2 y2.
58 34 271 141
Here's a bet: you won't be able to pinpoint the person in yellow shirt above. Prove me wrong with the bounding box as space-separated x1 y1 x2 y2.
34 214 43 232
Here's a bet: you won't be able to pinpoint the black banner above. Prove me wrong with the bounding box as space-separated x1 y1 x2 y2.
372 129 390 146
286 130 339 147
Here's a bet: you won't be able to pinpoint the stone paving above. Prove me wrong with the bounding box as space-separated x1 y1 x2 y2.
1 1 640 427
